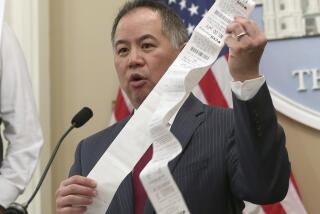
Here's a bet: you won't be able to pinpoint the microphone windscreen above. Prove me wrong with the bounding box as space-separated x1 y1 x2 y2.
71 107 93 128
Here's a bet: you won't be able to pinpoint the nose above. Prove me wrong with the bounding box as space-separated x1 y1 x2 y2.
128 48 144 69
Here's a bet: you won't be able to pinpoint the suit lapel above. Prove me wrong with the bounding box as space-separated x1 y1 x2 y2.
114 173 134 214
144 94 205 214
168 93 205 172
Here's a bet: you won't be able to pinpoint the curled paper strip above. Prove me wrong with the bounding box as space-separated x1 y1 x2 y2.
85 0 255 213
140 1 256 213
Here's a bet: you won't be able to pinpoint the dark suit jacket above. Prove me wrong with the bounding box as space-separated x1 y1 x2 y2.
69 83 290 213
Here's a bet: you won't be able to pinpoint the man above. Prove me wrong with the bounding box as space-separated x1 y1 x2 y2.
55 0 290 213
0 23 43 213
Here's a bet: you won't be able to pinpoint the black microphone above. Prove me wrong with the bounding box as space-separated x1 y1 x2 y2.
5 107 93 214
71 107 93 128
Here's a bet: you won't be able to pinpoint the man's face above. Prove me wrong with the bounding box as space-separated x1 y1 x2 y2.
113 7 181 109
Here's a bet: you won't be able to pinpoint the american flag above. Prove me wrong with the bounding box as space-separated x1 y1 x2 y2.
110 0 307 213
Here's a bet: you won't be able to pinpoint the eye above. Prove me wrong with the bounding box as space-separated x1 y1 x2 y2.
117 47 129 56
141 43 155 50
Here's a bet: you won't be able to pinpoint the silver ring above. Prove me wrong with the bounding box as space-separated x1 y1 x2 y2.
236 32 248 41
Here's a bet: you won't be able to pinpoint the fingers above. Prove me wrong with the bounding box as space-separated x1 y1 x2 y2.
226 16 258 37
226 20 247 40
56 194 93 208
58 183 97 197
61 175 97 188
225 18 251 50
225 16 266 46
56 176 97 214
224 16 266 81
226 17 258 37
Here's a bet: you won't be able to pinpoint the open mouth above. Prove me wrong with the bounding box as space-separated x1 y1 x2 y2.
131 73 144 81
129 73 146 87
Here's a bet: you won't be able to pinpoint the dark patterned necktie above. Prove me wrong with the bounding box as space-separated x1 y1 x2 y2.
132 146 153 214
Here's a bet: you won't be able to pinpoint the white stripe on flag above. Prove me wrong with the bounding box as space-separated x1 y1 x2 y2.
280 179 307 214
121 89 134 111
109 113 117 126
244 201 266 214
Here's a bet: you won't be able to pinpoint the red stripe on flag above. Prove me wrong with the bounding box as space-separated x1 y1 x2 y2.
199 69 229 108
114 89 130 121
262 203 286 214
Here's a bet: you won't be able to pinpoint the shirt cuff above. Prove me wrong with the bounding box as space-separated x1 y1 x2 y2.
0 176 20 208
230 76 266 101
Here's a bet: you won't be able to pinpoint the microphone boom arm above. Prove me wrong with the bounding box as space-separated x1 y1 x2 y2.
5 107 93 214
25 124 75 209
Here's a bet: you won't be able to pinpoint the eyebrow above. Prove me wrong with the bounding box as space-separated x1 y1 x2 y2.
139 34 158 43
114 34 158 48
114 40 128 48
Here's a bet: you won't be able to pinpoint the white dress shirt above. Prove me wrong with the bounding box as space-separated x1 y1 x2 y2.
231 76 265 101
0 23 43 208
